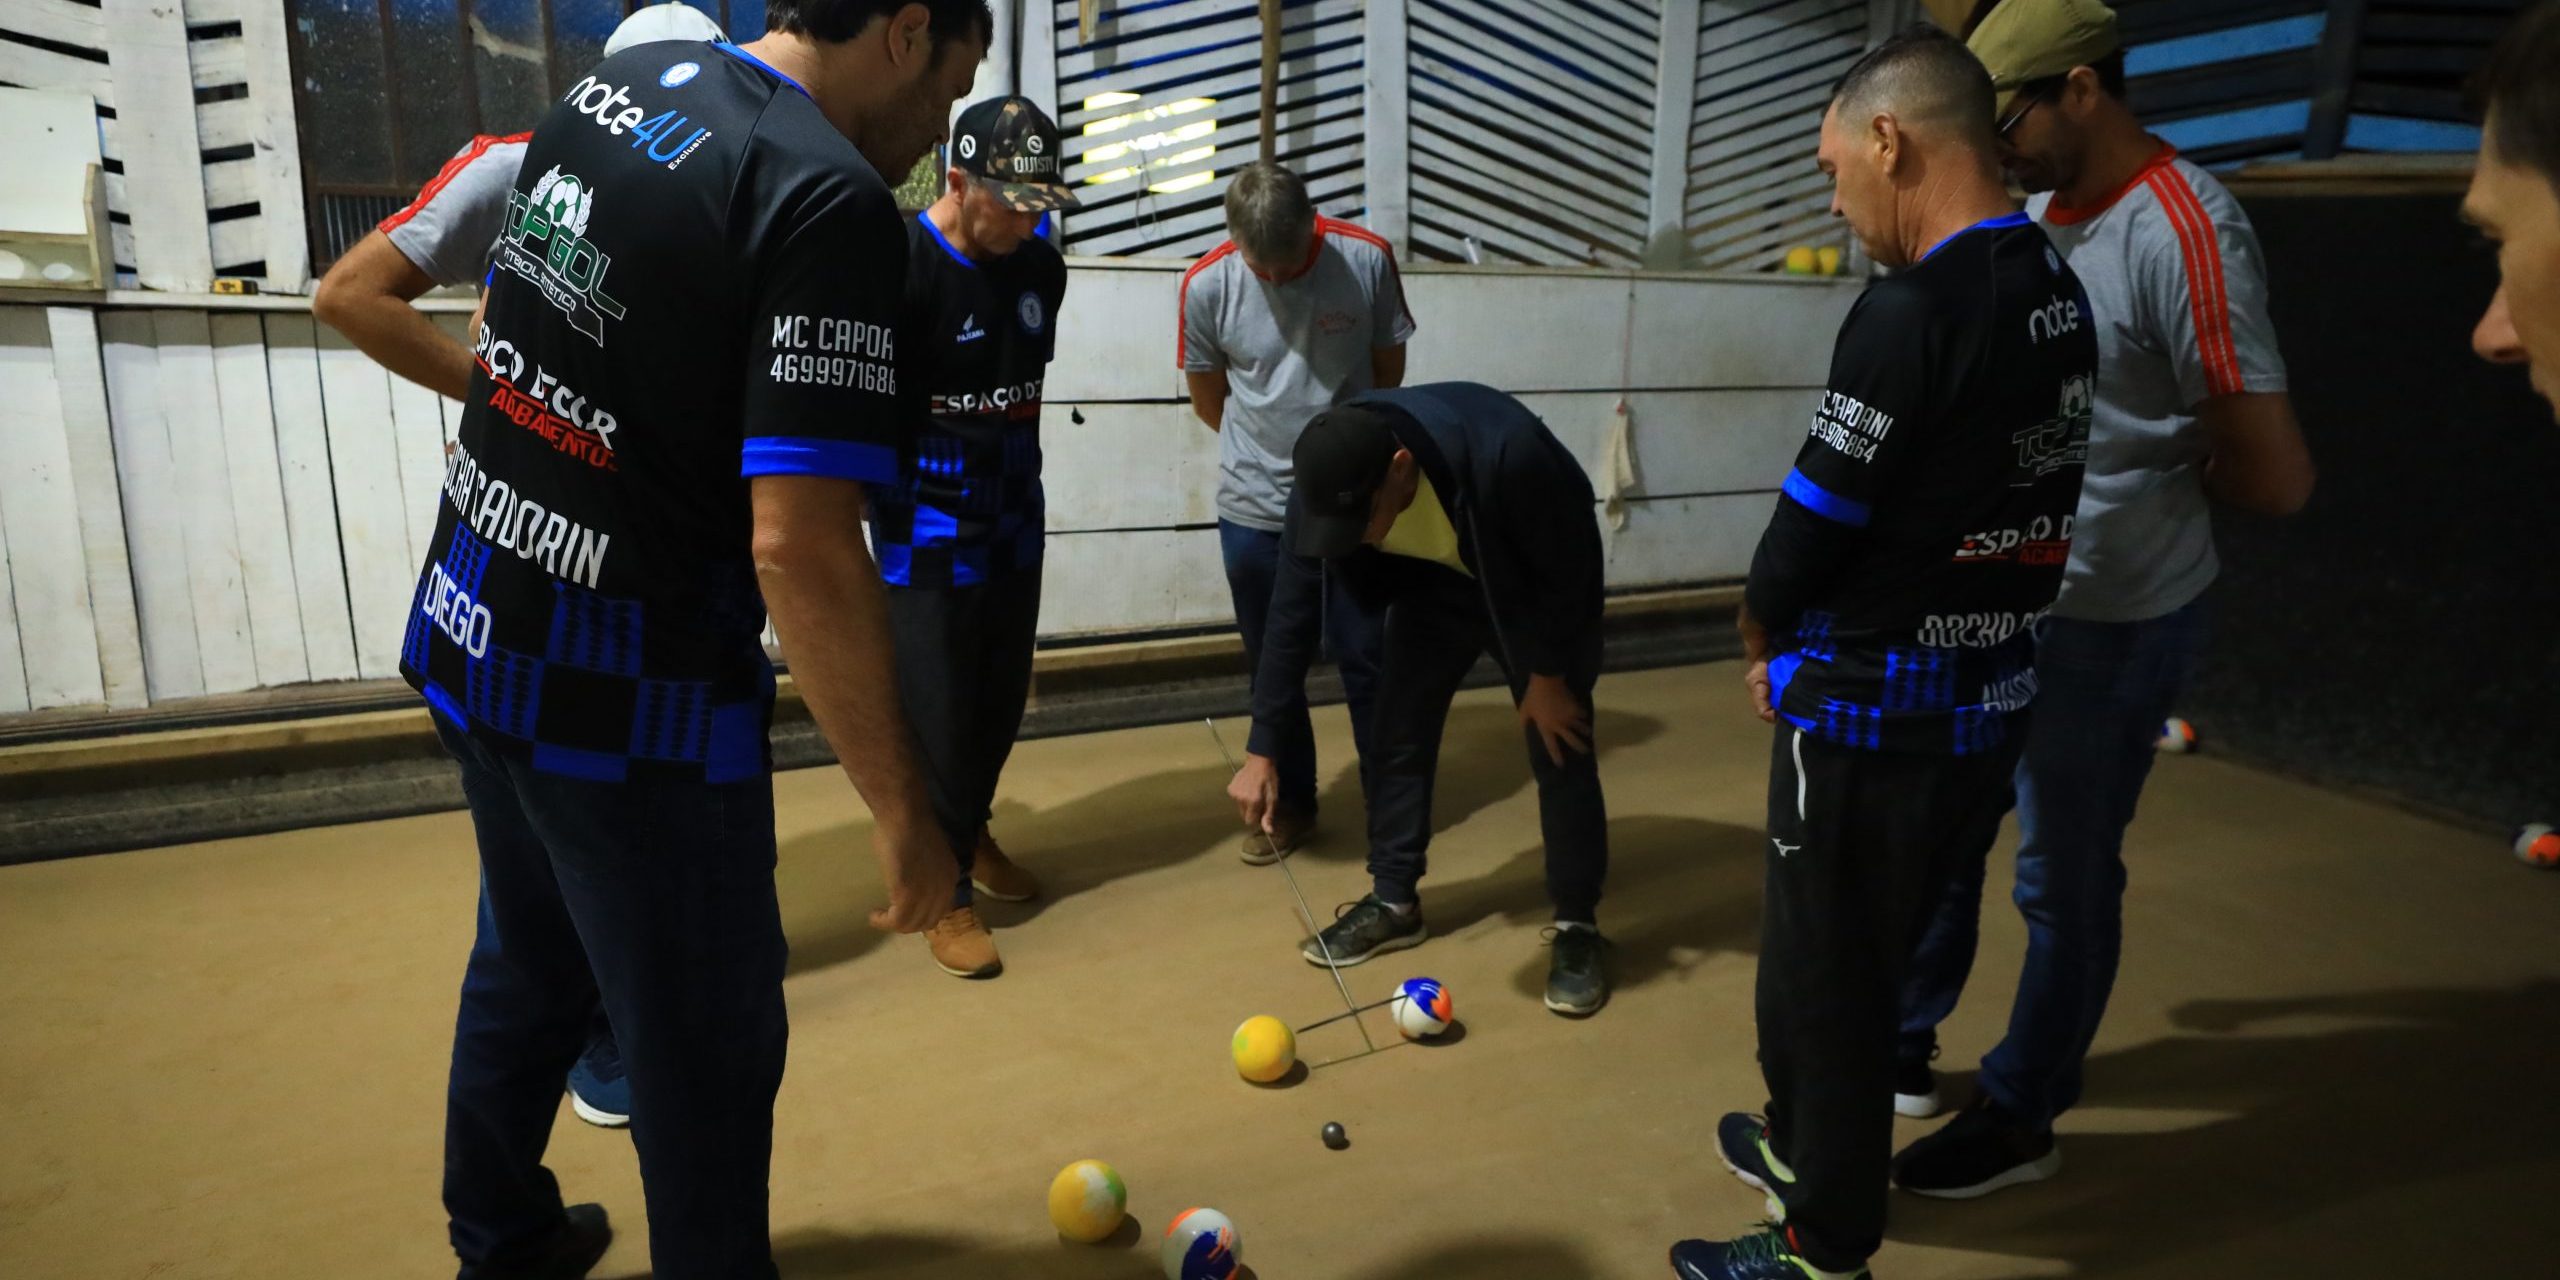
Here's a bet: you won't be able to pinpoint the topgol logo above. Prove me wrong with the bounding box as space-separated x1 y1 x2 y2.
498 167 627 345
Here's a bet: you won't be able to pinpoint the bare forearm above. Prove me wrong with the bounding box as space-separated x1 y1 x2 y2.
2199 392 2315 515
1737 601 1769 663
321 293 476 401
1184 370 1229 430
756 536 933 837
2202 450 2314 514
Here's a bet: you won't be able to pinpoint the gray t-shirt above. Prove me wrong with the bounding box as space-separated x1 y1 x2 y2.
1180 216 1418 531
2029 149 2287 622
379 133 528 287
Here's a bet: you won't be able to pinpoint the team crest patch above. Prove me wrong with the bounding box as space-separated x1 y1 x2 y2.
660 62 700 88
1016 290 1045 335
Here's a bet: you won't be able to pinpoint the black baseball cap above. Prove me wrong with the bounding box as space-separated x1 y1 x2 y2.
1289 404 1403 559
951 96 1081 213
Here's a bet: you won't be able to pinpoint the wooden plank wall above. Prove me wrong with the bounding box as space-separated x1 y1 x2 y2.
1687 0 1869 273
1035 0 1881 272
0 0 308 289
0 267 1856 715
0 302 461 711
1052 0 1371 259
1015 262 1853 637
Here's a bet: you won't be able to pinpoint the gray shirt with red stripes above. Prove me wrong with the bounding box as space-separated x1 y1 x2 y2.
1180 216 1417 533
2029 146 2287 623
380 134 529 288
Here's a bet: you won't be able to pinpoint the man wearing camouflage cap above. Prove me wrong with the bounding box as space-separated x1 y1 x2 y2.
874 95 1078 980
1891 0 2316 1198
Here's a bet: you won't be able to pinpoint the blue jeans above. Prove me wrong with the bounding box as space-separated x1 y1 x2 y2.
437 718 786 1280
1219 519 1383 812
1898 599 2208 1129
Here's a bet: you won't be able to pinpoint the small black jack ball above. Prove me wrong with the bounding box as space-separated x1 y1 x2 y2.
1321 1122 1348 1150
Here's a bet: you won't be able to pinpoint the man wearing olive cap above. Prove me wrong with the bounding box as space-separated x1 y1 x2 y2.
1891 0 2316 1199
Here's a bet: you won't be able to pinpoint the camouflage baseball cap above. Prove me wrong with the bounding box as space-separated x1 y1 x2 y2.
1966 0 2122 118
951 96 1081 213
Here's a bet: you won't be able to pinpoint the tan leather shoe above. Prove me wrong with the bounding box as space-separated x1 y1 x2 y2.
969 833 1040 902
1239 805 1317 866
926 906 1001 978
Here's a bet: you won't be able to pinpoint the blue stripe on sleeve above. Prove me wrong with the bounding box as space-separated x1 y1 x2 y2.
741 436 900 484
1781 468 1873 527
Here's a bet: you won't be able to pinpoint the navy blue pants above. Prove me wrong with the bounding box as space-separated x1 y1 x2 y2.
437 718 786 1280
1220 518 1384 813
1364 579 1608 922
1899 600 2208 1127
886 568 1043 907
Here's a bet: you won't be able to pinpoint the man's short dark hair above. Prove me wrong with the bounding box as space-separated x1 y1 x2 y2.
2091 48 2126 100
766 0 992 50
2474 0 2560 192
1832 22 1998 148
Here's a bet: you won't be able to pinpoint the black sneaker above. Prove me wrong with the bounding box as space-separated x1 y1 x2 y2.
1893 1057 1941 1119
1891 1097 2060 1199
462 1203 612 1280
1715 1112 1795 1214
1669 1224 1869 1279
1300 895 1426 967
1543 925 1611 1016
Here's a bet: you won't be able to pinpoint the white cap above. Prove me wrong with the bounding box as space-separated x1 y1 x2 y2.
604 2 726 57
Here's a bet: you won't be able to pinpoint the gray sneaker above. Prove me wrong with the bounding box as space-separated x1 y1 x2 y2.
1300 894 1427 966
1543 926 1610 1016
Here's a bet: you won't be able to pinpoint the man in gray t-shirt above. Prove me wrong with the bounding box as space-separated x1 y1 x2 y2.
1182 161 1416 863
1890 0 2317 1199
312 3 723 402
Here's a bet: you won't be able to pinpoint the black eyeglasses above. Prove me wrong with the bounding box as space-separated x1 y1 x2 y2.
1997 78 2067 139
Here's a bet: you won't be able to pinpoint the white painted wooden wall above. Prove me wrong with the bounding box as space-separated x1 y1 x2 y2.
1043 0 1891 272
0 0 309 291
0 267 1857 715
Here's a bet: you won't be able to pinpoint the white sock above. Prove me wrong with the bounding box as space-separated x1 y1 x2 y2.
1383 899 1418 919
1554 920 1596 935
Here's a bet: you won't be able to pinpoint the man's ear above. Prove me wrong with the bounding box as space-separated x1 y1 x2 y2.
1874 113 1904 178
2062 65 2105 116
887 2 931 70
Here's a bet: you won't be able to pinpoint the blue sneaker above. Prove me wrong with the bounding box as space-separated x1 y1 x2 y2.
1716 1113 1794 1216
1669 1225 1868 1280
565 1042 629 1129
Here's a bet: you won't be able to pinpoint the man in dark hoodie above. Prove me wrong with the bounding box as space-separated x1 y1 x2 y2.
1222 382 1612 1015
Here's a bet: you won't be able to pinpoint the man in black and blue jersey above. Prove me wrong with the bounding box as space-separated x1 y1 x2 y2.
1672 26 2094 1280
874 95 1074 980
400 3 990 1276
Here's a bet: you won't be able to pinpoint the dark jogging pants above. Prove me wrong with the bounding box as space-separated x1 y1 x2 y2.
885 567 1042 905
1365 575 1608 922
436 718 786 1280
1756 722 2019 1270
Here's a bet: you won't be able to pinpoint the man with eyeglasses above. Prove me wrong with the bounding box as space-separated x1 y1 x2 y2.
1886 0 2316 1200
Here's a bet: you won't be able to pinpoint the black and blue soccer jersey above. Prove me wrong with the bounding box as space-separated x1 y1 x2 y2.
867 213 1067 588
399 40 912 782
1745 214 2096 756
